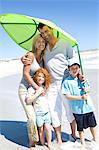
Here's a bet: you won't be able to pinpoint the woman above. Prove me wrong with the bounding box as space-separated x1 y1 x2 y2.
18 34 46 148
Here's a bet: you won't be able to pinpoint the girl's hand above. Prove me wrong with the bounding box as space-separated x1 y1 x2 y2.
41 90 46 96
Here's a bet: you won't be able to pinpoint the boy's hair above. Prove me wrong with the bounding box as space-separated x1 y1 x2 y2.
68 63 80 68
33 68 51 89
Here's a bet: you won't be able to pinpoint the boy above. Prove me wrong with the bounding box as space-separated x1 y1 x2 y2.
61 59 97 147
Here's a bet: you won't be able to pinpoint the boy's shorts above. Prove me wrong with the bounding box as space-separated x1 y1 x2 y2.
73 112 97 131
36 112 51 127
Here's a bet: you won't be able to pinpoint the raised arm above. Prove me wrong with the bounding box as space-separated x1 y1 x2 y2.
23 52 39 90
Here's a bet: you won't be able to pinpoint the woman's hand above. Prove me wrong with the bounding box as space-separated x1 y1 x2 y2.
25 87 45 105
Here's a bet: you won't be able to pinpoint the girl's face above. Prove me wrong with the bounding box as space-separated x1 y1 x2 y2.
69 65 80 78
35 37 46 52
36 72 45 86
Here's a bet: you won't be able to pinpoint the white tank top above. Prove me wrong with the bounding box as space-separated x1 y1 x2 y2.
20 57 40 88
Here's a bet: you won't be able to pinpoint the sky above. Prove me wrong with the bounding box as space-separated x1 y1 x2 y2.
0 0 98 59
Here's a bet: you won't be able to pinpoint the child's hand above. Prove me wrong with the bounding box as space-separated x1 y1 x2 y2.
82 94 87 100
41 90 46 96
78 74 86 84
82 87 90 93
35 86 44 95
25 94 34 105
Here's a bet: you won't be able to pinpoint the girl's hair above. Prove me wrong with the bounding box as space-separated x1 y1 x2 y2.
33 68 51 89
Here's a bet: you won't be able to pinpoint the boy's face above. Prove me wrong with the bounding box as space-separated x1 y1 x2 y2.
69 64 80 78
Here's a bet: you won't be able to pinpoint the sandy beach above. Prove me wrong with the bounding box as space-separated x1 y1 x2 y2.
0 50 99 150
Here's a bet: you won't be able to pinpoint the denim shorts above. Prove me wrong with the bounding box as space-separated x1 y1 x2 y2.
36 112 51 127
73 112 97 131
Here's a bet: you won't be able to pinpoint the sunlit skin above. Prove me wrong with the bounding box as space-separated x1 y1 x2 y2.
36 73 45 86
35 37 46 53
69 65 80 78
39 26 53 43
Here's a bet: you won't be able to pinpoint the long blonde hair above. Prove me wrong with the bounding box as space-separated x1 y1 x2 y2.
32 34 46 53
31 34 46 65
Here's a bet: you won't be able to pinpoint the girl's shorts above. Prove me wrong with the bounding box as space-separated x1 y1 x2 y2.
36 112 51 127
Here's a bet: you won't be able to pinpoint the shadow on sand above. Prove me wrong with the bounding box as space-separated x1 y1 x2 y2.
0 121 72 147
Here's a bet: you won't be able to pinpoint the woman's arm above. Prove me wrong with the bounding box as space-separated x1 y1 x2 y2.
23 52 39 90
25 87 44 105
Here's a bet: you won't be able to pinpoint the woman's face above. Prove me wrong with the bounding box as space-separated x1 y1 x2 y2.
35 37 46 52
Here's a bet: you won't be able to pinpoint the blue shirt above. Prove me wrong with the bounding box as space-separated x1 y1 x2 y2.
62 75 94 114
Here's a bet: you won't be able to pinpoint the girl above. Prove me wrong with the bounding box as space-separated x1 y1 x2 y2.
25 68 52 149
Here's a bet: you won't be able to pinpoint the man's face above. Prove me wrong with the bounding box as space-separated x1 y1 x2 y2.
39 26 53 42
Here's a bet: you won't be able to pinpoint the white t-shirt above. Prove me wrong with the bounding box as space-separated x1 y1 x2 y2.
44 39 74 82
27 87 49 115
20 57 40 88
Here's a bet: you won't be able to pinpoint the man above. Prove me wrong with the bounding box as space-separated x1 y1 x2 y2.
22 23 83 144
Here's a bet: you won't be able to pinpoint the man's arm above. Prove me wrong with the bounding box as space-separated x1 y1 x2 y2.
21 52 32 65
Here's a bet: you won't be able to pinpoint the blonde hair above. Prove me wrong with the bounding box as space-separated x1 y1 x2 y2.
31 34 46 62
33 68 51 90
32 34 41 53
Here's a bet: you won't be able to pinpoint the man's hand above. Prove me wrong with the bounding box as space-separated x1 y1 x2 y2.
21 54 32 65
